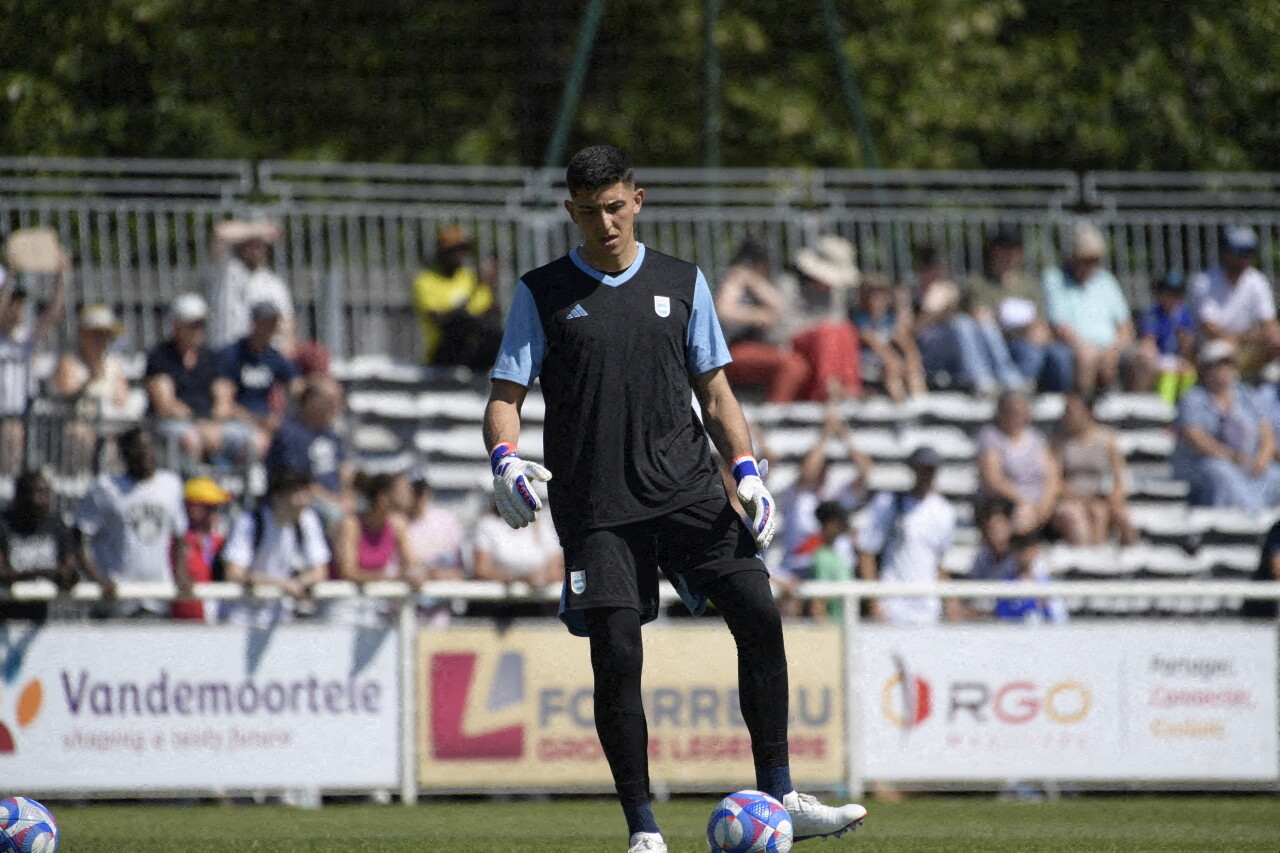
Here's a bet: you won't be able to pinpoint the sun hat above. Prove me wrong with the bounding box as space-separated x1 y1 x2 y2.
795 235 860 289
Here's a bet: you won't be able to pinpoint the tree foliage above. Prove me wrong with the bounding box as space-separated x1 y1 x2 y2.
0 0 1276 170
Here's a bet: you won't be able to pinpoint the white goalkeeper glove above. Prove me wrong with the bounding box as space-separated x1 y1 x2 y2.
489 443 552 529
732 455 776 552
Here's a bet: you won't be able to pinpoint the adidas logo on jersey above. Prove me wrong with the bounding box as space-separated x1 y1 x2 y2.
566 304 589 319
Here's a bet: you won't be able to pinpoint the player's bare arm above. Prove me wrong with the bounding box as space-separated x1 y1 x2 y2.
483 378 528 450
484 378 551 529
690 367 754 462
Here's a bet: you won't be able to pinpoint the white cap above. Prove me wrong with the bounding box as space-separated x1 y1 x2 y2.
169 293 208 323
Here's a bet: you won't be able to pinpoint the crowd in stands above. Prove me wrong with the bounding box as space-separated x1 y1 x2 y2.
1 217 1279 625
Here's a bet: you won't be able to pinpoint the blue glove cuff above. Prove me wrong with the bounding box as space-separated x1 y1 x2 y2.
490 442 518 473
731 455 760 482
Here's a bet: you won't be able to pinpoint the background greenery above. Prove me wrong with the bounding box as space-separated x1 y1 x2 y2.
2 0 1277 170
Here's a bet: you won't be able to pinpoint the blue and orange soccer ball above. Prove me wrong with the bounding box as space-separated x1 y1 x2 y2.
0 797 59 853
707 789 793 853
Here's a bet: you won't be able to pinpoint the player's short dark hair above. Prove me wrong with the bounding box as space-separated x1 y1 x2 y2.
267 467 313 497
566 145 634 195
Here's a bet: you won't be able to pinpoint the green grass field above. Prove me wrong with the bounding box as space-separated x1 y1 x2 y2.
52 795 1280 852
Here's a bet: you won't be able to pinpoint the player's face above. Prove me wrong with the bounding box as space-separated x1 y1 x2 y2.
564 182 644 272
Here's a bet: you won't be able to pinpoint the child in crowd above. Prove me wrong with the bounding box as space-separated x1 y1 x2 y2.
1130 271 1196 402
969 498 1066 624
172 476 230 622
808 500 854 622
850 274 925 402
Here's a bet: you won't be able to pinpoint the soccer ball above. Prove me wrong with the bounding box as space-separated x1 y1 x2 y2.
0 797 59 853
707 789 793 853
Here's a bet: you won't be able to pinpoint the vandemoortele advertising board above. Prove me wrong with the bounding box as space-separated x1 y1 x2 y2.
0 624 399 791
418 624 845 791
860 624 1278 781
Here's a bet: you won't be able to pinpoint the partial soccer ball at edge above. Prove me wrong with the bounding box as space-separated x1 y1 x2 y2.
707 789 793 853
0 797 59 853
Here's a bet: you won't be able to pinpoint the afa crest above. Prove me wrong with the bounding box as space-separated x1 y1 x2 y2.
654 295 671 317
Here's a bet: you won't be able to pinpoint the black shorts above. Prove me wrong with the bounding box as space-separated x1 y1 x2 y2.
558 496 765 634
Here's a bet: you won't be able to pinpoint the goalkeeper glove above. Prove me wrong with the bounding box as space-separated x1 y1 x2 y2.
489 443 552 529
732 455 776 551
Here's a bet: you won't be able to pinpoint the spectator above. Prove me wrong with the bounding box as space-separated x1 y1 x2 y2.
403 472 466 627
850 274 925 402
969 498 1066 624
171 476 230 623
965 224 1072 392
1128 271 1197 402
218 468 330 628
1190 225 1280 379
51 304 132 471
1170 340 1280 513
469 502 563 619
855 446 959 625
776 407 871 597
808 500 854 623
74 427 190 618
329 471 417 626
1041 223 1134 394
977 391 1061 536
213 300 299 460
411 224 503 370
790 235 862 401
0 470 79 623
145 293 243 466
208 219 296 357
913 244 1023 395
264 377 352 532
1050 392 1138 545
0 251 68 474
716 236 810 402
1242 515 1280 619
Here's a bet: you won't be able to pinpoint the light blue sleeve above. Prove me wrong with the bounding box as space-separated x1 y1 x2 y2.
686 269 732 376
1041 266 1066 326
1106 273 1130 326
489 281 546 386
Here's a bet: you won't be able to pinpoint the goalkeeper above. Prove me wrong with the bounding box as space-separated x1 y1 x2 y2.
483 145 866 853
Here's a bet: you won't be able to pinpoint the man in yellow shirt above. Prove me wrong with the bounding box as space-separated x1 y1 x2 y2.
411 225 501 368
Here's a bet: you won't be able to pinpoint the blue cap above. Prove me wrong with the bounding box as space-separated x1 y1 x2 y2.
906 445 944 469
1220 226 1259 254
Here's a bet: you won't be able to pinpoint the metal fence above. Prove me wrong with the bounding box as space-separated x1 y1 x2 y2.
3 159 1280 361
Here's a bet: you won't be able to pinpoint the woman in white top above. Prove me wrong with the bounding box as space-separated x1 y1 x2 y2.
469 502 563 618
52 304 131 470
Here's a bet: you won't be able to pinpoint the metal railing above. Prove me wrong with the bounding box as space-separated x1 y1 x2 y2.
2 160 1279 362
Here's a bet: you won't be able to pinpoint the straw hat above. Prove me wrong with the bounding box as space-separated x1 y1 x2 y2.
795 235 860 289
78 304 123 336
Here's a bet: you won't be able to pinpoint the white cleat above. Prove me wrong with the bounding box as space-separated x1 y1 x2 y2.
782 791 868 842
628 831 668 853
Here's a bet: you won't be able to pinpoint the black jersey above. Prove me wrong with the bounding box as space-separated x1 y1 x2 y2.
515 247 728 537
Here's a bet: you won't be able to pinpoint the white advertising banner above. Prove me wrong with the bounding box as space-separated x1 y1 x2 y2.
859 624 1278 781
0 623 399 791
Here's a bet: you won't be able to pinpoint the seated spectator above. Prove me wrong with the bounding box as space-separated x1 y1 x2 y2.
329 471 416 626
171 477 231 622
790 235 862 401
808 500 854 623
1041 223 1134 394
74 427 191 618
411 224 503 370
965 224 1072 392
1242 515 1280 619
214 300 299 460
208 219 296 357
1050 392 1138 545
0 251 67 474
469 503 563 619
977 391 1061 536
51 304 131 471
265 378 352 531
218 468 330 628
1127 271 1197 402
716 236 810 402
1190 225 1280 379
776 406 871 603
851 274 925 402
855 446 959 625
1170 340 1280 513
0 470 79 623
913 244 1023 395
403 472 466 627
969 498 1066 624
145 293 244 467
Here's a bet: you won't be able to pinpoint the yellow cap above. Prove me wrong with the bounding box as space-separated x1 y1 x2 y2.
184 477 230 505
